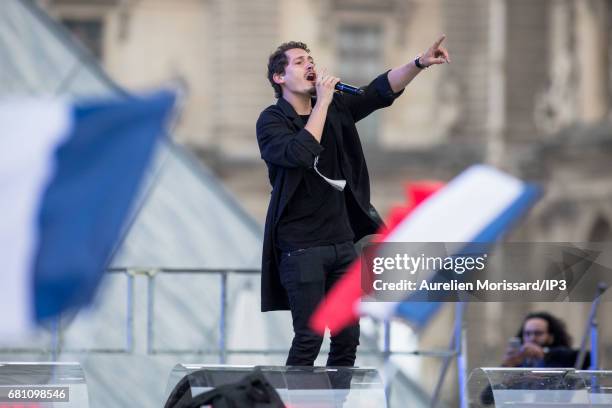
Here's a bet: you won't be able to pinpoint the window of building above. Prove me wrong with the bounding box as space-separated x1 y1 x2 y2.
61 18 104 60
336 23 383 144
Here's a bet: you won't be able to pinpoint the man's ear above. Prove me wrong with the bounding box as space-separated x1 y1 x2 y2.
272 72 285 85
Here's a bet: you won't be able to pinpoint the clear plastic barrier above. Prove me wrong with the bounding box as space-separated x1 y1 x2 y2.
0 362 89 407
165 364 386 407
469 368 612 407
566 371 612 406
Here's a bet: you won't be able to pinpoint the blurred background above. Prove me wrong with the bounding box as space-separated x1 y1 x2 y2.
2 0 612 406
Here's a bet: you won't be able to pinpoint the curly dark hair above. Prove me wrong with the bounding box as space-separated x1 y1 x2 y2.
516 311 572 348
267 41 310 99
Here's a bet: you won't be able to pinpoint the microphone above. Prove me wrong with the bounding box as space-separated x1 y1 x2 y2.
335 82 364 96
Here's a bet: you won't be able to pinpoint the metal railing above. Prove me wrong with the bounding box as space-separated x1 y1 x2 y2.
108 267 264 360
0 268 456 360
109 268 461 363
2 268 466 406
2 267 606 408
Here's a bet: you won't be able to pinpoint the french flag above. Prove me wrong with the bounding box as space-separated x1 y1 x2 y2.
0 91 175 338
310 165 541 334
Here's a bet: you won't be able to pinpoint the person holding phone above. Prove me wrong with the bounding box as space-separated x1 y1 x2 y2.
501 311 588 368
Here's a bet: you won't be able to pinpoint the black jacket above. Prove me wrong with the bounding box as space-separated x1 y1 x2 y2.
256 71 403 311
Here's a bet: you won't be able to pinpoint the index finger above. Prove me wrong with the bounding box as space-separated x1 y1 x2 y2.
433 34 446 48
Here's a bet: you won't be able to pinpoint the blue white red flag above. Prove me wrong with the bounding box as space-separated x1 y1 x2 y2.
0 91 175 338
311 165 541 333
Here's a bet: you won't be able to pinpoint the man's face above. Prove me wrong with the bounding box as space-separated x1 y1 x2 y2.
276 48 317 97
522 318 554 347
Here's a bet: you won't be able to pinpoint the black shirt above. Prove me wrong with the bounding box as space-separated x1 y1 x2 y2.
276 115 354 250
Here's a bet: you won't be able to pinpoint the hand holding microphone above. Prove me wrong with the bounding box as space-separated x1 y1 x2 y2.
315 69 340 107
315 69 364 105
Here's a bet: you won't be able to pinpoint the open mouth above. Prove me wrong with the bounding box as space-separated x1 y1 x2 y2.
305 72 316 82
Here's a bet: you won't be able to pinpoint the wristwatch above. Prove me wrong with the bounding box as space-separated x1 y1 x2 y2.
414 55 427 69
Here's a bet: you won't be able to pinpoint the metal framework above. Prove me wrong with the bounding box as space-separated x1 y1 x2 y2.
2 268 470 406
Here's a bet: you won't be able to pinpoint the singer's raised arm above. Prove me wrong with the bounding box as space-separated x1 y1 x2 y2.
340 72 404 123
387 35 451 93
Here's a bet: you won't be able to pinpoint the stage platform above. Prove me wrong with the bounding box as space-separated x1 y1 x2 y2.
0 362 89 407
165 364 387 407
469 367 612 407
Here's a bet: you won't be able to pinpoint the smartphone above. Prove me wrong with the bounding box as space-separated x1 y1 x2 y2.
508 336 521 352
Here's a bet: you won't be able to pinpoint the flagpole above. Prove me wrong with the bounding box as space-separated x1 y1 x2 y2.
430 322 456 407
456 302 468 408
429 302 467 408
383 319 392 404
575 282 607 370
51 316 61 361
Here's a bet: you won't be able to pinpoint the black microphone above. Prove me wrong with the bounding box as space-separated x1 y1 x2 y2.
335 82 364 96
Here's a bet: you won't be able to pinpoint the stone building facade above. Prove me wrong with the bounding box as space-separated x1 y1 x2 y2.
38 0 612 404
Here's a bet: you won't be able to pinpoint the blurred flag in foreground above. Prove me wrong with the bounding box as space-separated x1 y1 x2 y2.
310 165 541 334
0 91 175 338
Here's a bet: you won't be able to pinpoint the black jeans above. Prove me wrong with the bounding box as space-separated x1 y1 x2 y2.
278 241 359 367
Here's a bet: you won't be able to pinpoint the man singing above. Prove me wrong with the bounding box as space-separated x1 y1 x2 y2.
256 37 450 367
